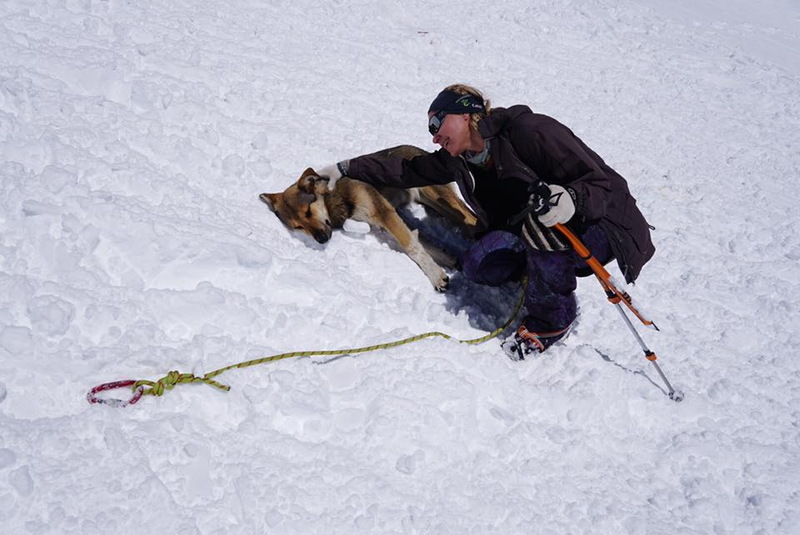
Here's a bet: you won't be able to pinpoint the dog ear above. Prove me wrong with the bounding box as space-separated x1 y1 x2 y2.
259 193 280 212
298 168 318 193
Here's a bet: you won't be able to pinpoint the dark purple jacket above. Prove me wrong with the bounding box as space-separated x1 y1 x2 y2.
347 105 655 282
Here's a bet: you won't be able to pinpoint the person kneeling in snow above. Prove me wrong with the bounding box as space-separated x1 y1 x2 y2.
318 84 655 359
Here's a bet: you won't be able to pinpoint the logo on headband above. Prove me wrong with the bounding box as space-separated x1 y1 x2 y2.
456 95 485 111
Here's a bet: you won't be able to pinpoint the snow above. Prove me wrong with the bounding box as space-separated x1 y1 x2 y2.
1 0 799 533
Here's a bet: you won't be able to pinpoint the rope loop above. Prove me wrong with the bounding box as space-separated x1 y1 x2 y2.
134 371 231 397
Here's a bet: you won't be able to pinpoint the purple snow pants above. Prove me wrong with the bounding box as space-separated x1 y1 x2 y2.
462 225 613 333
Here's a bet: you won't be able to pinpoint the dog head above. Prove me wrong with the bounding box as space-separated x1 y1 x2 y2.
260 168 333 243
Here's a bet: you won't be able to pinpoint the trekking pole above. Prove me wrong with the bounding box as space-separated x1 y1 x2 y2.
554 223 684 402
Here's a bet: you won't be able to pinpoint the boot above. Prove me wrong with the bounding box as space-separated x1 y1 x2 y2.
501 324 572 361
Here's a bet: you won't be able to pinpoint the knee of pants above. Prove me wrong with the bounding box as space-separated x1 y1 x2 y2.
464 250 525 286
463 231 525 286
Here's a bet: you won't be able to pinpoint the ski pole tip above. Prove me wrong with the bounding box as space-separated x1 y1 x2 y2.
669 389 685 402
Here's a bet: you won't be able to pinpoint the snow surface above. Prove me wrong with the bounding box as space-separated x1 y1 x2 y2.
2 0 800 533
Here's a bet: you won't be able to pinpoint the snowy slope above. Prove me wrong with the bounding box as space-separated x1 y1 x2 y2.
1 0 799 533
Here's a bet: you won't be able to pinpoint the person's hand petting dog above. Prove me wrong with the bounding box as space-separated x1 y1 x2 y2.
316 162 347 189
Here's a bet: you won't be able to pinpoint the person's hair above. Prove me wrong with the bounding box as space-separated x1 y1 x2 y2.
442 84 492 131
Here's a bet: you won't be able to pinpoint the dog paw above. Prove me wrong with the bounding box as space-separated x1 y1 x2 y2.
432 273 450 292
413 248 449 292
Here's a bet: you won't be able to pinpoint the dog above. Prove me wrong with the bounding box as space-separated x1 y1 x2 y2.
260 145 478 291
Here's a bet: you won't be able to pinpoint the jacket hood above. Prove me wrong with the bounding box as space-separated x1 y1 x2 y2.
478 105 534 139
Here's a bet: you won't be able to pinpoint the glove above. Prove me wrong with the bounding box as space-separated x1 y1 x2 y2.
537 184 576 227
522 213 569 252
517 182 574 252
316 161 348 189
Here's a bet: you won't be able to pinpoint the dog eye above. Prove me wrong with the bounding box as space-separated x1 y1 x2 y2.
305 209 312 218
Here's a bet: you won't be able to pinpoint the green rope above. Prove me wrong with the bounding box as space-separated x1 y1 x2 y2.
131 281 526 401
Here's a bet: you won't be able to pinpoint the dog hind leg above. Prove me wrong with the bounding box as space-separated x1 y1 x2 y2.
417 185 478 229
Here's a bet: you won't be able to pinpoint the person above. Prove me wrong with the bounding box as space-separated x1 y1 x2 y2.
318 84 655 359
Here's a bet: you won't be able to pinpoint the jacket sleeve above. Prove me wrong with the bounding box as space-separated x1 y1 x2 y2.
509 116 612 221
346 149 456 189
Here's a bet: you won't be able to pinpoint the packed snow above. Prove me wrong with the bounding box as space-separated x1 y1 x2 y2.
1 0 799 533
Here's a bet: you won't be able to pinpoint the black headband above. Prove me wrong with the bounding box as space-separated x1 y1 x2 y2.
428 90 485 115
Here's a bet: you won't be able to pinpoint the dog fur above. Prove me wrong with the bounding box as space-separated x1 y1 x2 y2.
260 145 477 291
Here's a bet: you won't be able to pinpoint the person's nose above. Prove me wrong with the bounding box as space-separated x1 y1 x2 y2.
432 132 443 145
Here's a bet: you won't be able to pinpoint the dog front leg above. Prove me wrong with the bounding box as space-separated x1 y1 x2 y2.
404 228 450 292
358 208 449 292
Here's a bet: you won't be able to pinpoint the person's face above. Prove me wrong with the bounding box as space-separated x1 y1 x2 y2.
429 112 471 157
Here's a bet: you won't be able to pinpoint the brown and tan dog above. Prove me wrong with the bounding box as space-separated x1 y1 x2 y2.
260 145 477 291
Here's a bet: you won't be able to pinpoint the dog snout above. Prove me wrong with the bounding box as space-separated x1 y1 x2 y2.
313 228 332 243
